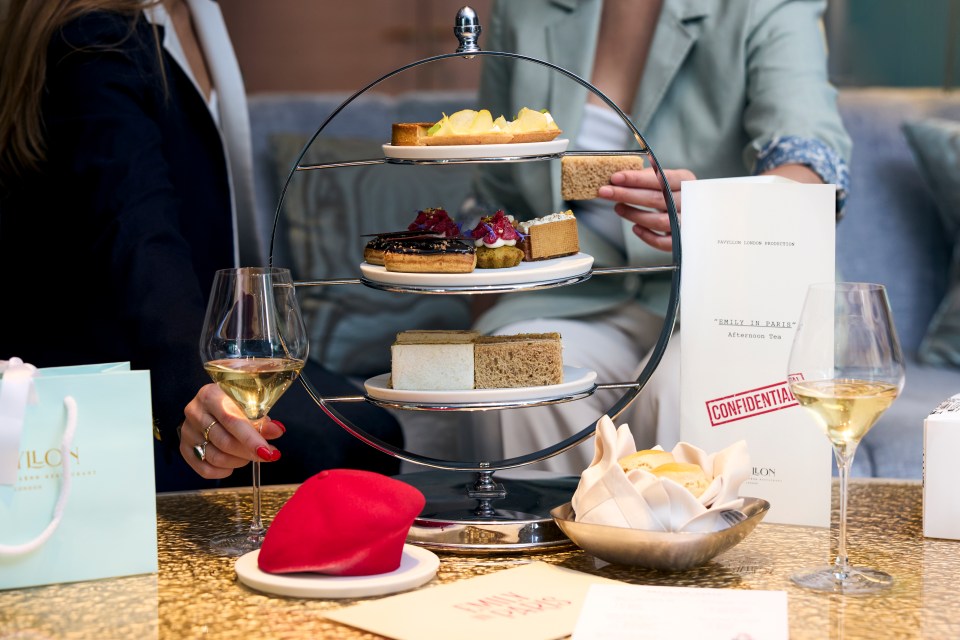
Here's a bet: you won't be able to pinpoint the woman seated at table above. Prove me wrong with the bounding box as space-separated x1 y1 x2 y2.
466 0 852 474
0 0 404 490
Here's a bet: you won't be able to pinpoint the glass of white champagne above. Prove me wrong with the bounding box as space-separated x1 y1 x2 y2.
200 267 308 556
788 282 904 594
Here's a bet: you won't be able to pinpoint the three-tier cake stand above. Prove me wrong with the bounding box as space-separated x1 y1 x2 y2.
268 7 681 553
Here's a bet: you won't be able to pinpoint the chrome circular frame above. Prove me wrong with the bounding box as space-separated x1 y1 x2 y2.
268 47 680 475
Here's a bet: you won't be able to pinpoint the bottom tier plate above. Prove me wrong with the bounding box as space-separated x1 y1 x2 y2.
363 365 597 405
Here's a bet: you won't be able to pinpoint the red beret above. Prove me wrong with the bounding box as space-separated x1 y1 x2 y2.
257 469 426 576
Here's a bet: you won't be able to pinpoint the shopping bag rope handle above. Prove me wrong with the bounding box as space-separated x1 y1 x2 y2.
0 396 77 557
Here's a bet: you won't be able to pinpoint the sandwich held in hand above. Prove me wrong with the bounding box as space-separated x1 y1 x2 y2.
561 154 645 200
257 469 425 576
391 107 562 146
571 415 750 532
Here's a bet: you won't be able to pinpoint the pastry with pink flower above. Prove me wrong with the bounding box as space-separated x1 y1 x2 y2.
469 210 525 269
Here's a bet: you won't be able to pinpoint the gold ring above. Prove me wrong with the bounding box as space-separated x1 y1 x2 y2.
192 442 208 462
203 419 217 442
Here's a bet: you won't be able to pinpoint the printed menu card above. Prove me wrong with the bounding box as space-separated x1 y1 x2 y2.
573 583 788 639
324 561 620 640
679 176 835 526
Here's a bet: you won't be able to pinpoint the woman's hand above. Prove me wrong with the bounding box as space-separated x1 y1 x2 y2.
179 383 285 479
597 167 696 252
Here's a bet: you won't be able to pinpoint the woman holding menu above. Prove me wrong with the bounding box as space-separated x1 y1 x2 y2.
0 0 404 490
468 0 852 473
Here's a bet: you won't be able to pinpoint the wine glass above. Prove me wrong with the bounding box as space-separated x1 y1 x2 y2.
787 282 904 594
200 267 308 556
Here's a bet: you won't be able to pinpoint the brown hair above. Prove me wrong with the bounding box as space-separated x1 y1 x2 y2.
0 0 161 183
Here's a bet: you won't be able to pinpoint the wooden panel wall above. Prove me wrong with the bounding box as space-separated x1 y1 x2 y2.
220 0 494 94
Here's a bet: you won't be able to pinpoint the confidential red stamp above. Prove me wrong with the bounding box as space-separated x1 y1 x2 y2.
706 375 803 426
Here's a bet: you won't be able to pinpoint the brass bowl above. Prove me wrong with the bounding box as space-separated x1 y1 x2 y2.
550 497 770 571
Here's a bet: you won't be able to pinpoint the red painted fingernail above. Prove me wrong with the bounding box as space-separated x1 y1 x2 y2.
271 449 282 462
257 446 275 461
271 419 286 434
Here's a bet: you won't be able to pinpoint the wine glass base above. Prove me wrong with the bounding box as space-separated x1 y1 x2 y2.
209 528 265 557
790 565 893 595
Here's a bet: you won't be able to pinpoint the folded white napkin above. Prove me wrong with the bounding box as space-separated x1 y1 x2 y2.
571 415 751 533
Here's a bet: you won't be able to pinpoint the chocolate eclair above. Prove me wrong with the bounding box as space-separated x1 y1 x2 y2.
382 237 477 274
363 230 437 266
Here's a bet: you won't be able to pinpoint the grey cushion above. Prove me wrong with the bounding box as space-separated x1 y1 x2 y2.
854 355 960 479
836 90 959 356
248 91 477 258
269 133 475 376
902 118 960 366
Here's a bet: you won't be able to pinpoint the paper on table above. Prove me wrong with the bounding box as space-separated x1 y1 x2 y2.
324 561 620 640
571 415 750 533
572 583 788 640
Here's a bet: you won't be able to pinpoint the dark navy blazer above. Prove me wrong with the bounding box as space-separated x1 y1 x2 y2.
0 11 403 490
0 11 233 445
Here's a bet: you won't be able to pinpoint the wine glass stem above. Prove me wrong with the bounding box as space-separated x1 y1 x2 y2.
249 418 265 538
834 445 854 576
250 460 264 536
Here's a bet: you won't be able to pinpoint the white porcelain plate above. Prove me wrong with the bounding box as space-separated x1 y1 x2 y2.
382 138 569 160
235 544 440 599
364 365 597 405
360 252 593 288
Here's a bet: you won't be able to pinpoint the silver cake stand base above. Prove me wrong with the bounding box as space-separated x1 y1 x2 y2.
396 470 579 554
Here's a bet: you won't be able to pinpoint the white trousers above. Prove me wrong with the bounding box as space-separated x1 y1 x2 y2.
465 302 681 474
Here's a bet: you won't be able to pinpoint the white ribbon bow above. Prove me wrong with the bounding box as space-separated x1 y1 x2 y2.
0 357 39 486
0 357 78 556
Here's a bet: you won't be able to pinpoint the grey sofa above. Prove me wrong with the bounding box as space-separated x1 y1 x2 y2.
248 87 960 479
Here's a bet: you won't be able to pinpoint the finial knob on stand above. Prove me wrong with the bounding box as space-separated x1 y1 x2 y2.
454 6 481 55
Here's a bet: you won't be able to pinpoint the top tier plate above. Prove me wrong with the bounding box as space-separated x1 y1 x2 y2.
382 138 569 160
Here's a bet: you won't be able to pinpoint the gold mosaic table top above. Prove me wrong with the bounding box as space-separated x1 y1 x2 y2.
2 478 958 639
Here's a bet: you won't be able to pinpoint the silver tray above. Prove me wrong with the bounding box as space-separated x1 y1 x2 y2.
550 497 770 570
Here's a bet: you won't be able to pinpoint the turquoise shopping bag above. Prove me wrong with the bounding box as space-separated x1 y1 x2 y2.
0 359 158 589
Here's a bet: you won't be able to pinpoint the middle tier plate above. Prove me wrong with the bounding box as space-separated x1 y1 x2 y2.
360 252 594 288
364 365 597 405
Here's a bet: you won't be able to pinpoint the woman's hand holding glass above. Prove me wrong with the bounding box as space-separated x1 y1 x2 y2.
179 383 285 480
198 266 308 556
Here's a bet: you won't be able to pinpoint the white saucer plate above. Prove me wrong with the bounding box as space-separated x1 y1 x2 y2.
364 365 597 404
382 138 569 160
360 252 593 288
234 544 440 599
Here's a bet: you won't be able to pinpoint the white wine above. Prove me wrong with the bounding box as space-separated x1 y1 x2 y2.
791 379 898 447
204 357 305 421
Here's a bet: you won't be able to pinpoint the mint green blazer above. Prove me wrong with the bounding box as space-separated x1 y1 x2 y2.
472 0 851 334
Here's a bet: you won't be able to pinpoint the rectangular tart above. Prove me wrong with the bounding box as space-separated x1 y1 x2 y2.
517 211 580 261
